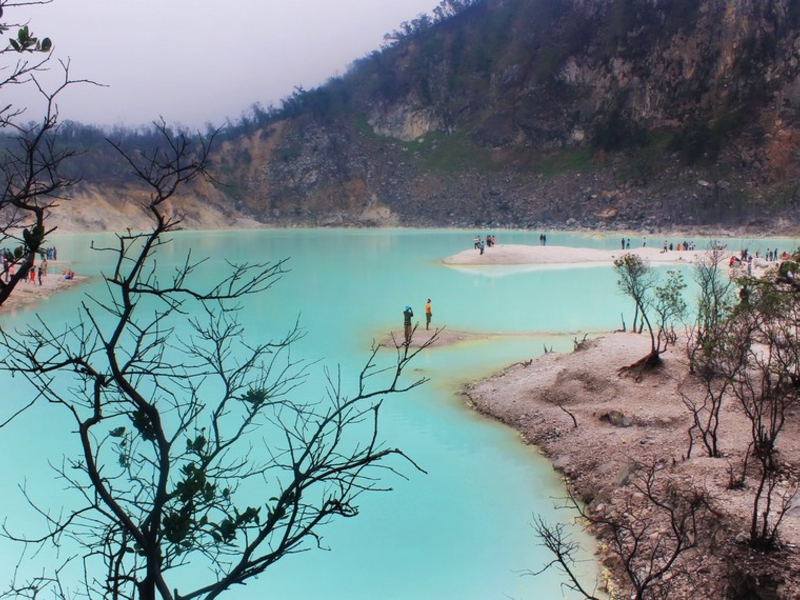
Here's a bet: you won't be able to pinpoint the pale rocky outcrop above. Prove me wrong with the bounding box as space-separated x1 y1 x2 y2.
367 104 442 141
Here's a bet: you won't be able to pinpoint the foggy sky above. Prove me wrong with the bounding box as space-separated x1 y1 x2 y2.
9 0 436 129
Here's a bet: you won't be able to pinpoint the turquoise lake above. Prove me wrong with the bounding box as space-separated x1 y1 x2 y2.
0 229 793 599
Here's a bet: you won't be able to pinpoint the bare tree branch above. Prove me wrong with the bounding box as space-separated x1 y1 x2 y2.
0 124 437 600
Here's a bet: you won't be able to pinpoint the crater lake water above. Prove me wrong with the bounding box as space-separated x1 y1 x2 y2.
0 229 793 599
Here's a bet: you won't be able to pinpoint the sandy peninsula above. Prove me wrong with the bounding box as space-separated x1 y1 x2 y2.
464 332 800 598
450 244 799 599
0 267 85 314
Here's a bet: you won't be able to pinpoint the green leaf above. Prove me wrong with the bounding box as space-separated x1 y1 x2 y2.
187 434 206 454
241 387 267 405
130 409 157 441
109 426 126 437
202 483 215 502
163 511 192 544
217 517 236 543
40 38 52 52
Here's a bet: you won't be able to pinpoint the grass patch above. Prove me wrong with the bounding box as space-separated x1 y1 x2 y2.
352 114 377 138
615 131 673 183
350 116 494 172
536 148 597 176
415 129 495 172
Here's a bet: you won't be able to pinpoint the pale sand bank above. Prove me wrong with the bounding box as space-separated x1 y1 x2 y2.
0 270 86 314
380 327 475 348
464 332 800 598
443 243 713 266
379 327 594 349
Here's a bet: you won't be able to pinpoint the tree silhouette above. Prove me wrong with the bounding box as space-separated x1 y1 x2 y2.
0 3 93 306
0 124 437 599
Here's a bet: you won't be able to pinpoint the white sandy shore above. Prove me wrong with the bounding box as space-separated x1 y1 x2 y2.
0 268 85 314
443 243 717 266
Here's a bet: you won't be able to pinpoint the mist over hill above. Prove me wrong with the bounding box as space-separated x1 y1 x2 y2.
55 0 800 234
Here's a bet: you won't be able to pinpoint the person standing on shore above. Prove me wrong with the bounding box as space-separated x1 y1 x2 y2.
425 298 432 330
403 305 414 344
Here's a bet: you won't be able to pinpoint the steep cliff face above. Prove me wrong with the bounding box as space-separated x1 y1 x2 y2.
49 180 262 234
196 0 800 233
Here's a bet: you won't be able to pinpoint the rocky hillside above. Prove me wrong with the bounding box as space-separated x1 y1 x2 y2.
66 0 800 234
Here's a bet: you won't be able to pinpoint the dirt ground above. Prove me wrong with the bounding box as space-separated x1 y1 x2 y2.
465 332 800 600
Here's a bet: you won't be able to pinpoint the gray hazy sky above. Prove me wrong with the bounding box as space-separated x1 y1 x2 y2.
11 0 437 129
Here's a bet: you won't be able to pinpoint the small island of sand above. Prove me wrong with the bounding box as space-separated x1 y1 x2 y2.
443 242 714 267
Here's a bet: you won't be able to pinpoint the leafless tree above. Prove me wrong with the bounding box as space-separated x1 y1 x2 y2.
529 517 603 600
682 247 738 458
681 332 744 462
723 278 800 550
682 260 800 548
532 461 714 600
0 124 438 600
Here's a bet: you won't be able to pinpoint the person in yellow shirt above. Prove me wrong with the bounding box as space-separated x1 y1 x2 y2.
425 298 432 330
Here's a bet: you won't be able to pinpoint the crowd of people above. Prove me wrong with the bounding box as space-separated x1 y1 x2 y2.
472 234 497 255
0 245 61 286
658 239 697 252
729 247 792 276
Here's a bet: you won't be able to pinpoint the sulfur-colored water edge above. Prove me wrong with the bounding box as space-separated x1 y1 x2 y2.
0 228 793 599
